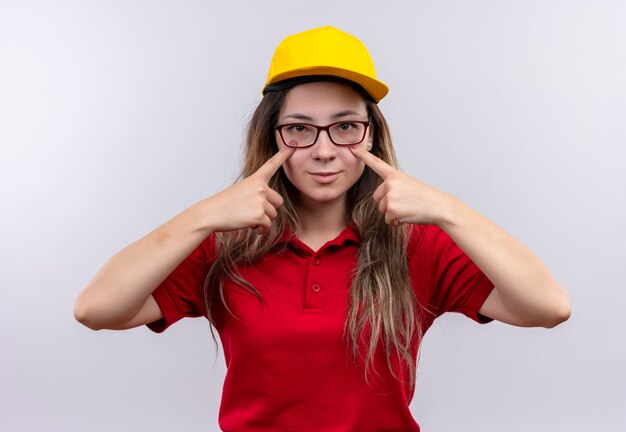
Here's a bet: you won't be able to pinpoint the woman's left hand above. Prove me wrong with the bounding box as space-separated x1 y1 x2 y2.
350 144 454 227
351 145 571 328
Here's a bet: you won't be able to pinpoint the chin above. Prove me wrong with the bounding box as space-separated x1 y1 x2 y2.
298 187 347 205
304 192 343 204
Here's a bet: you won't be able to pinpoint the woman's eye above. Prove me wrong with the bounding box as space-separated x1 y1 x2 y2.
339 122 356 130
287 124 308 133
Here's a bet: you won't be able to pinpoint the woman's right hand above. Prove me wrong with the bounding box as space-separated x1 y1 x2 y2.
74 147 294 330
204 147 295 233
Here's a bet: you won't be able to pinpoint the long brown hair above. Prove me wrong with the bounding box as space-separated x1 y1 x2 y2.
203 81 431 393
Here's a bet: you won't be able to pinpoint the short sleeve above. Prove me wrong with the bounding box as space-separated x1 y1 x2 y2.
409 225 495 325
146 234 217 333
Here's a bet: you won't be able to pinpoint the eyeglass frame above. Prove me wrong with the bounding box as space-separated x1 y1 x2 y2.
274 119 371 148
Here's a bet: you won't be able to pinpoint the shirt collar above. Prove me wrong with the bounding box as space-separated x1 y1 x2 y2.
278 223 361 254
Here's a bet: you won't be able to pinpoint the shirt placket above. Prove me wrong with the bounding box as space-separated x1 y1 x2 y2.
303 252 324 310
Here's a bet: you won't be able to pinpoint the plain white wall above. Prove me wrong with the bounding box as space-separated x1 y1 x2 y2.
1 1 625 431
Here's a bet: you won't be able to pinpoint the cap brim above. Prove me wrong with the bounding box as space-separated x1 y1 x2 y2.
265 66 389 103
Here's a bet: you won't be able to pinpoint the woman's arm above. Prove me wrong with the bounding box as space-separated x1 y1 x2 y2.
74 199 215 330
350 144 571 328
74 147 294 330
439 198 570 328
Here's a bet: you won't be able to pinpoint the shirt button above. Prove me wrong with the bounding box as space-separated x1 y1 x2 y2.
313 258 320 266
312 284 321 293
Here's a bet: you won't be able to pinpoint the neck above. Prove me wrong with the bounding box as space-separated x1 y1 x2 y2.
295 196 348 248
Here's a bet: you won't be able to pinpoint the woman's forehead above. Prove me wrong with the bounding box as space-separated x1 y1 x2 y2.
280 81 368 120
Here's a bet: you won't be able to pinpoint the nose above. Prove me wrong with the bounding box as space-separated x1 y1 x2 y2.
311 130 337 160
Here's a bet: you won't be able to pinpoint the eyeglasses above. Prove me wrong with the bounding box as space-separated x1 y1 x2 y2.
275 120 370 148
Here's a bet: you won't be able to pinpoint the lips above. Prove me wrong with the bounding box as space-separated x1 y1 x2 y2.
310 171 339 176
309 171 340 184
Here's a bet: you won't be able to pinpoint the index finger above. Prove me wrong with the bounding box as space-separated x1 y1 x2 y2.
255 146 295 182
350 144 395 179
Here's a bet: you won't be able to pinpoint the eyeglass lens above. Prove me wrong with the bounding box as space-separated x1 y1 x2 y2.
280 122 366 147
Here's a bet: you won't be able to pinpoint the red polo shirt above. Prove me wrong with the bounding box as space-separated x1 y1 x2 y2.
148 224 494 431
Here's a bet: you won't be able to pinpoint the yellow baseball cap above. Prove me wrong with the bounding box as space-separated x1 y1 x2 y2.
263 26 389 102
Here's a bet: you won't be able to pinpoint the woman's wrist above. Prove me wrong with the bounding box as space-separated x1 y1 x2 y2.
433 192 466 230
193 197 220 235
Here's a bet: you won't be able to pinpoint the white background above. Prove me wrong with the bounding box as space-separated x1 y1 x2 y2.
1 1 625 431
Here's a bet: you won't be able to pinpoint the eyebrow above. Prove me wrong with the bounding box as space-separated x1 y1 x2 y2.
282 110 367 122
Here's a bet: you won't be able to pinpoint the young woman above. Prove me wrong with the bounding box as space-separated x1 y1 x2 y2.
75 26 571 431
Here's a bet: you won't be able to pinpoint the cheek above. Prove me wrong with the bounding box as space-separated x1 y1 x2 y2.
275 132 296 179
339 149 366 174
282 152 304 182
282 160 294 179
352 163 366 182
